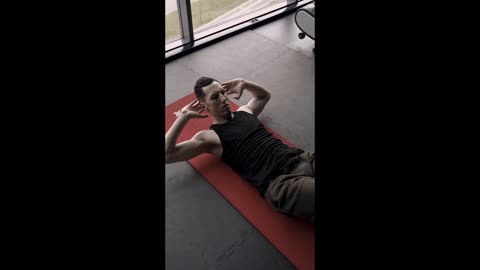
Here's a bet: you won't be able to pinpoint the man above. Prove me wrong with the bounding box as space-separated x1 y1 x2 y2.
165 77 315 221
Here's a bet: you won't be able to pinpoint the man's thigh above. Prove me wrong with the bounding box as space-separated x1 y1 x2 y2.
265 174 315 218
292 151 315 178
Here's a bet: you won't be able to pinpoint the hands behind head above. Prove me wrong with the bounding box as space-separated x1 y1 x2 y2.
176 100 208 119
221 78 246 100
175 78 247 119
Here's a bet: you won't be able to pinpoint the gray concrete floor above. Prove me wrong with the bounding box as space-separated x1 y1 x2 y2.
165 12 314 270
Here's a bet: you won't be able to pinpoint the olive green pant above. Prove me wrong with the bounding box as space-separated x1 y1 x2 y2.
265 152 315 221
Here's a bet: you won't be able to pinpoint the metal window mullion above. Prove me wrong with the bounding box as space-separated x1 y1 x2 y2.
177 0 194 44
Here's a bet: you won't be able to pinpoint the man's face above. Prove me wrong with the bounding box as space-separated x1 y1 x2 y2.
200 81 232 118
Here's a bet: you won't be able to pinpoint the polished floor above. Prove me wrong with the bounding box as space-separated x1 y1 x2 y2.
165 11 315 270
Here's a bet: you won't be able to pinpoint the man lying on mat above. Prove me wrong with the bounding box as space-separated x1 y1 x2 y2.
165 77 315 222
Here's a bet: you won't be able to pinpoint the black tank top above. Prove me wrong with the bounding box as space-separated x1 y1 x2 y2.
210 111 303 195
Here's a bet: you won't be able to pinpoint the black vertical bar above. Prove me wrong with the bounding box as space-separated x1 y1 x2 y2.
177 0 194 44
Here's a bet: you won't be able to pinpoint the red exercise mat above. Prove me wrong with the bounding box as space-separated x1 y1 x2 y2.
166 93 315 270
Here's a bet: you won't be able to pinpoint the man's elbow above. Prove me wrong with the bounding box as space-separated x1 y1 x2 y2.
165 150 176 164
259 91 271 100
262 92 271 102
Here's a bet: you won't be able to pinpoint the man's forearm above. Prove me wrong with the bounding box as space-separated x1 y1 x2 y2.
165 114 190 154
244 80 271 99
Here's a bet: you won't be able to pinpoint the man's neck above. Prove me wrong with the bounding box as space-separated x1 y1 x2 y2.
212 113 234 125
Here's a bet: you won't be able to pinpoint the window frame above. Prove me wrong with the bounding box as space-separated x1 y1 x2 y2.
165 0 314 61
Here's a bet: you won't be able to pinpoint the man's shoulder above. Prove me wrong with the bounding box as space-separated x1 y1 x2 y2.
194 130 221 145
236 105 254 115
194 130 223 157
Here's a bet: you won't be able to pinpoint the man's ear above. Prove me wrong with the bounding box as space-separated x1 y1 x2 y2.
197 99 208 111
203 103 211 113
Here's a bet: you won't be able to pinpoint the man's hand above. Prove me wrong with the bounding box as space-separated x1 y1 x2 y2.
222 78 246 100
175 100 208 119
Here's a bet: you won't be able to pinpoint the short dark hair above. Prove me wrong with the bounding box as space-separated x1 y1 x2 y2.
194 76 218 101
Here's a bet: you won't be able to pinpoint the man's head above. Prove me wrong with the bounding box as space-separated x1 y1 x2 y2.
194 76 232 119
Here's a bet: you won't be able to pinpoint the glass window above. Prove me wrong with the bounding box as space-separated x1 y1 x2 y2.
165 0 299 53
190 0 289 34
165 0 182 43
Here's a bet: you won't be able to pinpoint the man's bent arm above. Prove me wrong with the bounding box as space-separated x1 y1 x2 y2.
165 113 190 155
244 80 271 115
165 114 212 164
